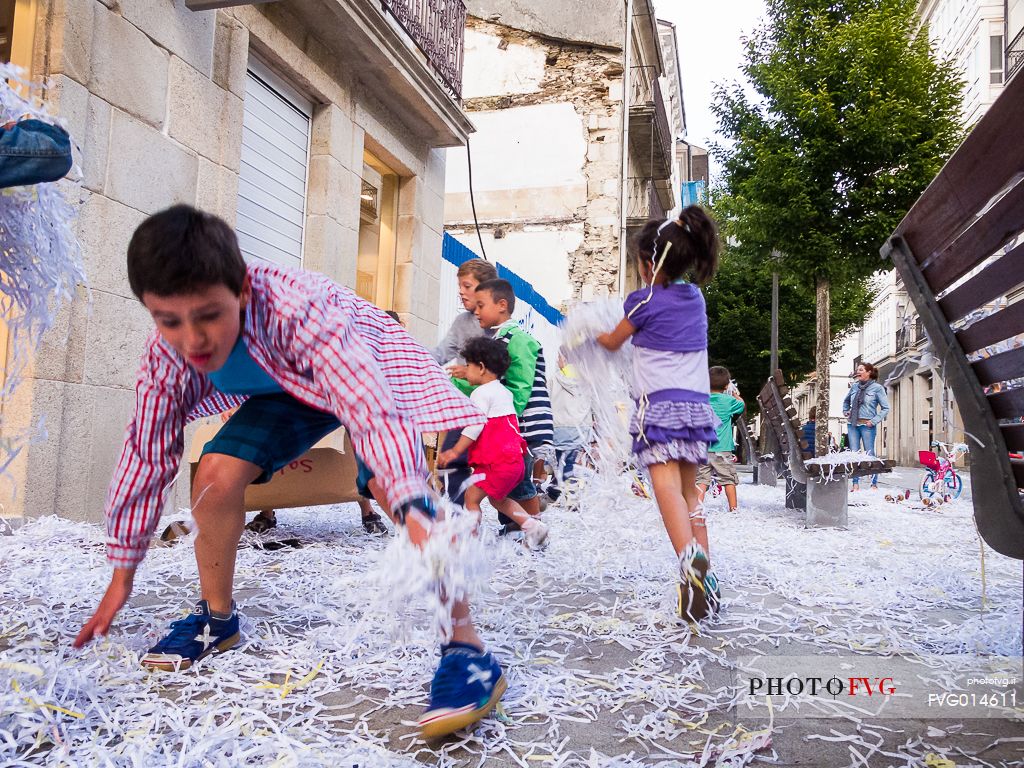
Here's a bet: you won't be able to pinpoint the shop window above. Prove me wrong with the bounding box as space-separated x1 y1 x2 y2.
356 149 399 309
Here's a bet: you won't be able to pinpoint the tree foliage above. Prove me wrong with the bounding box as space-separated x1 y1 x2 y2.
705 245 873 401
712 0 963 282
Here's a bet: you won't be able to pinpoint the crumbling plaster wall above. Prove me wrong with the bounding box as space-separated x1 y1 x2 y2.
445 17 625 305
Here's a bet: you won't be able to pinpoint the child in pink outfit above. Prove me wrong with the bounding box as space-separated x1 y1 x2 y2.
438 338 549 549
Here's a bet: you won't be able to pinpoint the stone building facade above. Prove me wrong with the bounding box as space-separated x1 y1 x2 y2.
443 0 682 310
0 0 472 522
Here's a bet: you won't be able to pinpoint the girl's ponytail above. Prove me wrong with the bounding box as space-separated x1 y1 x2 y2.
676 206 720 285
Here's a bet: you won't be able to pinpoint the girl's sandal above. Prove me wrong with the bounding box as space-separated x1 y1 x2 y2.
246 512 277 534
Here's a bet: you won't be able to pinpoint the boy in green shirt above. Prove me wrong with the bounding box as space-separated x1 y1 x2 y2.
472 279 554 524
697 366 745 511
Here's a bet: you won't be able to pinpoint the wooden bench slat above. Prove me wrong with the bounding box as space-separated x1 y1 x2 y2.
1001 423 1024 451
973 346 1024 387
895 70 1024 261
922 179 1024 293
989 387 1024 419
956 299 1024 355
939 242 1024 322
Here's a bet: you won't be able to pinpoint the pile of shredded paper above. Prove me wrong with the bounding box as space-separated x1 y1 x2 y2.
1 467 1021 766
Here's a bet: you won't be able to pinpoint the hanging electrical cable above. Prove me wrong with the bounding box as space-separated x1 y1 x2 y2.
465 136 488 260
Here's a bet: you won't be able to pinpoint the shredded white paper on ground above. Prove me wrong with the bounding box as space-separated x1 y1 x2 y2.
1 298 1021 765
1 481 1020 766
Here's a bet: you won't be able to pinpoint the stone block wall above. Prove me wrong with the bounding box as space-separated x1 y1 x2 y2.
1 0 451 523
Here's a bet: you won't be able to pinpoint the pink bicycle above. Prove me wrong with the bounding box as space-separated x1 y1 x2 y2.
918 441 967 504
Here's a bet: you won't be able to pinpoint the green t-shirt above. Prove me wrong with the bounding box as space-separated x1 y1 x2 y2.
709 392 745 453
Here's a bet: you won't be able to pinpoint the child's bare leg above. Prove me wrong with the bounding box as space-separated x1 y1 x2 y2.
450 598 483 648
678 462 708 560
366 478 395 523
724 483 738 512
696 484 708 503
401 493 485 649
519 495 541 517
490 496 530 527
463 485 487 527
648 461 694 557
191 454 262 614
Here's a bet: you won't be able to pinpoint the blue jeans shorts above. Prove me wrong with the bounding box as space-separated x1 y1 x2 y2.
200 393 340 484
507 452 538 502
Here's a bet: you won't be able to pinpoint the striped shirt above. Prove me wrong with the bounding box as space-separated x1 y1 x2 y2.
105 263 484 569
493 321 554 455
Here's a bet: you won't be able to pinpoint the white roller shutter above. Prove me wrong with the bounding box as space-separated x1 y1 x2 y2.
236 58 313 269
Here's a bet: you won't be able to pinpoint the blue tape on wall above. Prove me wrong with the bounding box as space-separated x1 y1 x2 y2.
441 233 564 326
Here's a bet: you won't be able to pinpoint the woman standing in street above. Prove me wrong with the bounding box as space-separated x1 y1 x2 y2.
842 362 890 490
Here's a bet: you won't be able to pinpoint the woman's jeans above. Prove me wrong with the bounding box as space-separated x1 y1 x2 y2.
847 423 878 486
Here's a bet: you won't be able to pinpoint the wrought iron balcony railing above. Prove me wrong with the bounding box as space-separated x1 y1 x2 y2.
626 177 667 225
381 0 466 100
1008 25 1024 82
628 65 674 182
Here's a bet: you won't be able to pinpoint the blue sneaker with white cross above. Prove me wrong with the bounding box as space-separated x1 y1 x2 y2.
140 600 240 672
418 642 506 739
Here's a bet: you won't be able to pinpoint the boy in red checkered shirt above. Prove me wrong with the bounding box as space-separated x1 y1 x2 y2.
72 205 505 739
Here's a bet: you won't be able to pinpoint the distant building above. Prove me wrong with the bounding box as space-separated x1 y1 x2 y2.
444 0 687 309
918 0 1006 124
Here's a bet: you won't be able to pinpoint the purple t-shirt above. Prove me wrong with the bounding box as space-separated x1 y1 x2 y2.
624 283 708 352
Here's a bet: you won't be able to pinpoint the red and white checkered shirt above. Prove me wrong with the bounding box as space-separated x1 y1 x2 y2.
105 262 484 568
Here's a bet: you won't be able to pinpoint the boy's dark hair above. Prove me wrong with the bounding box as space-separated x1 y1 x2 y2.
127 205 247 299
476 278 516 315
808 405 817 420
632 205 721 286
457 258 498 284
461 336 511 378
709 365 731 391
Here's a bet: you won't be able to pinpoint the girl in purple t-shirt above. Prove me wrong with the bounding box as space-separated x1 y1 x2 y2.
597 206 721 625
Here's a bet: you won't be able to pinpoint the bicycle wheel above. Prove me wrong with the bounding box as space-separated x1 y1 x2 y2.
919 470 938 502
945 471 963 500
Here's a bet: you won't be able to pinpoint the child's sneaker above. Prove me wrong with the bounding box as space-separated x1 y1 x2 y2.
418 642 506 739
521 517 549 549
140 600 240 672
676 542 710 623
704 569 722 613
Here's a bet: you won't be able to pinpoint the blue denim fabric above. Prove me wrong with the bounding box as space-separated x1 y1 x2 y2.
848 423 878 486
842 381 890 425
0 119 73 188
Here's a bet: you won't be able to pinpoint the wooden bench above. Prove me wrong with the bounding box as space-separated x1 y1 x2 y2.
737 413 778 486
758 370 894 526
880 71 1024 561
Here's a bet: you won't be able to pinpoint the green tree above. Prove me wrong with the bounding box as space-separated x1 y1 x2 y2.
705 245 873 403
712 0 962 453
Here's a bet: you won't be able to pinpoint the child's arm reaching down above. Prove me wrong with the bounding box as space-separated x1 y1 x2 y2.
597 317 637 352
437 414 484 467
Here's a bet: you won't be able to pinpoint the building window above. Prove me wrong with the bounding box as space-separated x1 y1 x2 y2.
990 34 1004 84
356 150 399 309
235 57 313 269
1 0 35 68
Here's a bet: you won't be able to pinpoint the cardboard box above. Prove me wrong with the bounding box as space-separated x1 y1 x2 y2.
188 417 362 512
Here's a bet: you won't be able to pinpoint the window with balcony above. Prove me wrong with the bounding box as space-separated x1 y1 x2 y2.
990 34 1004 84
